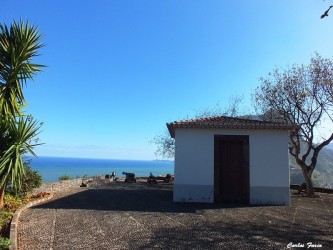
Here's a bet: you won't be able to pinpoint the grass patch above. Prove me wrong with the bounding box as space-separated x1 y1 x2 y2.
58 175 71 181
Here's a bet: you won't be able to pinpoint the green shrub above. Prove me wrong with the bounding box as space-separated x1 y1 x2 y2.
59 175 71 181
21 164 42 195
0 211 13 227
7 163 42 198
0 194 24 238
3 194 23 212
0 211 14 238
0 236 10 249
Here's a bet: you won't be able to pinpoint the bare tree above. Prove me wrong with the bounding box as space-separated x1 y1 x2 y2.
194 95 246 119
150 130 175 159
254 53 333 197
151 95 247 159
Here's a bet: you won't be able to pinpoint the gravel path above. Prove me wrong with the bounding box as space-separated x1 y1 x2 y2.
17 182 333 250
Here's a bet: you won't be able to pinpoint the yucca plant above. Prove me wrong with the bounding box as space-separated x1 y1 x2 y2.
0 20 44 209
0 20 44 117
0 117 42 208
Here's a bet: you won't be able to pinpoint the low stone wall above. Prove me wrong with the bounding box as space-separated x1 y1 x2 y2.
32 176 116 193
32 175 151 194
290 184 333 194
33 178 83 193
9 193 54 250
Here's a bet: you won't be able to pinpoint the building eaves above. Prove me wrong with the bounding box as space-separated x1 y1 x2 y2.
166 116 296 138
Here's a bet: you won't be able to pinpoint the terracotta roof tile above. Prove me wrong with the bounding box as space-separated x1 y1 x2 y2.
166 116 295 138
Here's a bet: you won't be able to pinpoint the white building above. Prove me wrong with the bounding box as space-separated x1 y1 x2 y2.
167 116 294 205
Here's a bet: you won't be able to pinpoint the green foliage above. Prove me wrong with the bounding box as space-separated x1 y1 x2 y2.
0 210 13 238
0 236 10 249
0 194 24 238
0 211 13 228
0 20 44 208
20 164 42 196
0 117 42 190
59 175 71 181
3 194 23 212
0 20 44 117
7 163 42 198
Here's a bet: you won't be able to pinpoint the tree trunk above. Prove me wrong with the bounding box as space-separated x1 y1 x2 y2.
300 166 315 197
0 183 6 209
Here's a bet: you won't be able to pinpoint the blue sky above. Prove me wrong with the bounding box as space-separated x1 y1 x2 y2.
1 0 333 160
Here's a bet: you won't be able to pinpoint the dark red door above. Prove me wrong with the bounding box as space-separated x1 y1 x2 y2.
214 135 249 203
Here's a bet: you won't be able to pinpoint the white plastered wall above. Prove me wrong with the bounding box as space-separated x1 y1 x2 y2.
173 128 290 205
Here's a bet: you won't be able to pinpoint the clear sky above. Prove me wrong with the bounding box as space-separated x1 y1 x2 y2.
1 0 333 160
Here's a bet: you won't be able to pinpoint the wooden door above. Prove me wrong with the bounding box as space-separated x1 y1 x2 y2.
214 135 249 203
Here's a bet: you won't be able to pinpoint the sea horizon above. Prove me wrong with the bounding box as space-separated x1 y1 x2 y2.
27 156 174 183
28 154 174 162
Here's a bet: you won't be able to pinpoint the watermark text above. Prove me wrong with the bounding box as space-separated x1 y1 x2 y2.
287 242 322 249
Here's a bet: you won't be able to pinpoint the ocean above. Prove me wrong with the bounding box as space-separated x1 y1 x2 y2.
28 156 174 183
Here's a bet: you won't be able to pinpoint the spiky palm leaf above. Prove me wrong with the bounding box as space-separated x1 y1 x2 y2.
0 116 42 189
0 20 44 117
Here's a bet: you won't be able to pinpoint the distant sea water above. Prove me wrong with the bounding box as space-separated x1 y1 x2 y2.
28 156 174 183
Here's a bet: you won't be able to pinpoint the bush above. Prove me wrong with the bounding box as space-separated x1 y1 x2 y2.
3 194 23 212
59 175 71 181
0 193 25 239
7 163 42 198
20 164 42 197
0 236 10 249
0 211 14 238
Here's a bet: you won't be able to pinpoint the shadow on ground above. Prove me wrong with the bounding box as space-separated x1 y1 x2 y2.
33 183 252 213
23 182 333 249
128 218 333 249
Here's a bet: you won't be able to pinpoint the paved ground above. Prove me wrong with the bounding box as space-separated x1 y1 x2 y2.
18 181 333 250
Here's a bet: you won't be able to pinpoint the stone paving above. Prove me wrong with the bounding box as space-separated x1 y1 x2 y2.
17 181 333 250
